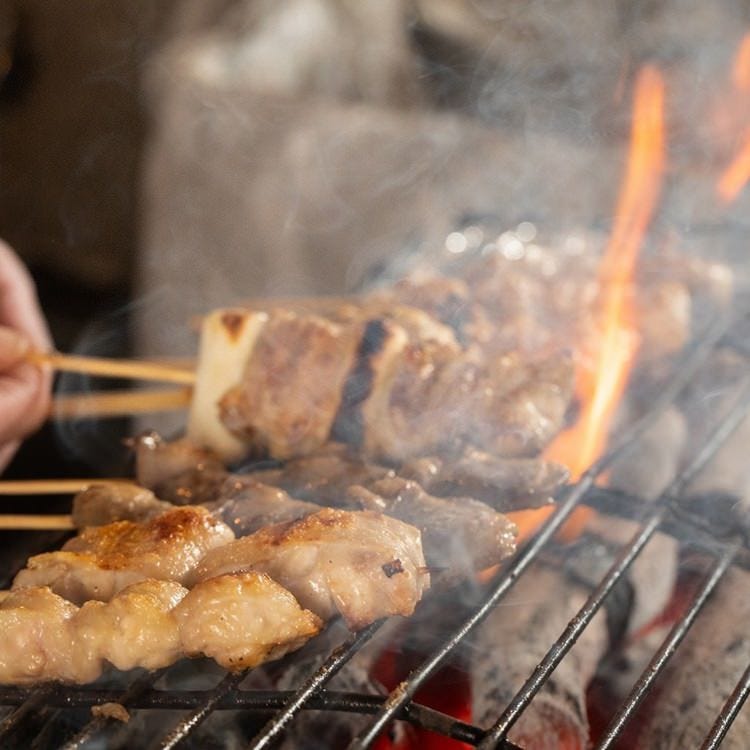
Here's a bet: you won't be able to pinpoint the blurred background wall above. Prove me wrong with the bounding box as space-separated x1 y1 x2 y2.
2 0 750 476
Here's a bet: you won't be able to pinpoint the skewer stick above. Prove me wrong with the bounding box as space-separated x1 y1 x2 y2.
51 387 192 419
28 351 196 386
0 479 135 495
0 514 74 530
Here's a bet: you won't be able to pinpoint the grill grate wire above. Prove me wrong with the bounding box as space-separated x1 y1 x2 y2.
0 312 749 749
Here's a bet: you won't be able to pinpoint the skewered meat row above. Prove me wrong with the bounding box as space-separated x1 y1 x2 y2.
0 574 321 684
13 506 428 627
72 467 518 584
80 434 524 581
187 261 576 464
132 431 568 511
183 238 730 466
4 505 428 684
14 506 234 604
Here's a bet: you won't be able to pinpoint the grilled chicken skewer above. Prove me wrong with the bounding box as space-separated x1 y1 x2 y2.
0 573 321 684
14 506 428 625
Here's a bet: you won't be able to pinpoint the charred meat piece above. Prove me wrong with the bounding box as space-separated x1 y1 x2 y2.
212 478 319 536
0 575 321 684
13 506 235 604
252 442 394 503
132 430 229 505
175 572 322 671
400 448 568 509
132 430 225 490
472 566 607 750
348 478 517 579
220 311 361 459
190 509 429 630
68 478 318 539
339 322 573 461
72 483 172 527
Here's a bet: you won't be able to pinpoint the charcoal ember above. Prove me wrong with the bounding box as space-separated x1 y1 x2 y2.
681 349 750 516
471 565 608 750
636 568 750 749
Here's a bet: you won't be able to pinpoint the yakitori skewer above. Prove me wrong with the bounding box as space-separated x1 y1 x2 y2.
27 351 196 386
0 514 74 530
51 387 193 419
0 478 136 495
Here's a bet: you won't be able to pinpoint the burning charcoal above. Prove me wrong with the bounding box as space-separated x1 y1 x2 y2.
681 348 750 516
259 620 407 750
636 568 750 748
471 565 608 750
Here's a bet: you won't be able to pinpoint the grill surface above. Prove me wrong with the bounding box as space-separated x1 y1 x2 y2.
2 311 750 749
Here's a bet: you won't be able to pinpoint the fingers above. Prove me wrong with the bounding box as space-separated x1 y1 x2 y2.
0 362 51 446
0 240 53 352
0 326 31 370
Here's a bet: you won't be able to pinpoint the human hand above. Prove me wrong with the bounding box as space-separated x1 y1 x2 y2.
0 241 53 471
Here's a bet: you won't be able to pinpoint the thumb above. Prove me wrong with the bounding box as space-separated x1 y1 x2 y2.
0 326 30 371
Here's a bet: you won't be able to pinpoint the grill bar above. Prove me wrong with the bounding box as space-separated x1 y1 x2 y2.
476 374 750 749
248 620 384 749
595 545 737 750
158 671 246 750
0 312 745 749
60 668 170 750
699 661 750 749
348 314 732 750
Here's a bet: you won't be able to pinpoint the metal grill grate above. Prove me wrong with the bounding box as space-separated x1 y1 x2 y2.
2 311 750 749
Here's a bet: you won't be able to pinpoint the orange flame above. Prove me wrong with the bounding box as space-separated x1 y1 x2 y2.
732 33 750 93
540 66 665 538
717 33 750 203
717 130 750 203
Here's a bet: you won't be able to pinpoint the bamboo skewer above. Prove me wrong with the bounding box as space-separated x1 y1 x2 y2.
51 387 192 419
0 479 135 495
28 351 197 386
0 515 74 530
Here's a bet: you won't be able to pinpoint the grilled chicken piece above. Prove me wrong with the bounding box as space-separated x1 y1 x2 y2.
72 483 172 527
220 311 362 459
213 478 319 536
0 587 78 684
348 479 517 579
131 430 228 505
175 572 322 670
13 506 235 604
401 449 568 509
132 430 225 489
73 579 187 681
70 478 319 539
0 575 321 684
338 322 573 462
191 509 428 629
